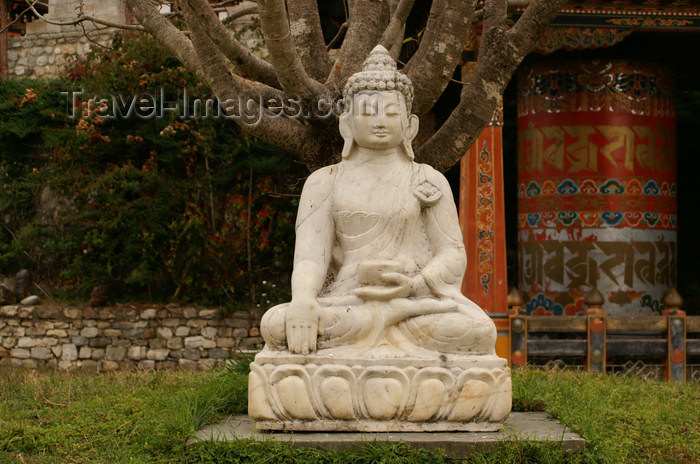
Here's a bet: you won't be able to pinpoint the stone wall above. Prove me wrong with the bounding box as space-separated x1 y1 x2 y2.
7 30 115 79
28 0 126 35
7 0 262 80
0 305 264 371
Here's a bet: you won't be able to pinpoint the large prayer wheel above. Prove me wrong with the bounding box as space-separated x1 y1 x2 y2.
517 60 677 315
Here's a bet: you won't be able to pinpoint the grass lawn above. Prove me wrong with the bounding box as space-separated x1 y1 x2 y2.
0 364 698 463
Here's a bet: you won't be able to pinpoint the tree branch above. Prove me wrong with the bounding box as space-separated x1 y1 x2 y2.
326 22 347 50
379 0 414 59
1 1 40 34
125 0 205 81
210 0 244 8
326 0 390 89
221 3 258 25
184 0 280 88
177 0 330 168
483 0 508 36
414 72 496 171
126 0 333 168
176 1 276 97
415 0 567 171
474 0 533 20
288 0 332 81
257 0 326 99
508 0 569 55
403 0 476 114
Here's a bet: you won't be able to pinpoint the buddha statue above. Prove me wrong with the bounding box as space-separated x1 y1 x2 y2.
249 46 511 432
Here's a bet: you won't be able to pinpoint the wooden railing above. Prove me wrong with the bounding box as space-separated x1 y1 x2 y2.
503 288 699 382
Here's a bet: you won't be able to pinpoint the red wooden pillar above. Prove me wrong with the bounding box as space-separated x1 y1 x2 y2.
460 104 508 314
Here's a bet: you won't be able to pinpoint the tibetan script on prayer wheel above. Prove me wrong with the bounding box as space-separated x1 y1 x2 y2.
517 59 677 315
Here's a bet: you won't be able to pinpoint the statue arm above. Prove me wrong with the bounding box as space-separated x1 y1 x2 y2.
292 165 337 298
286 165 337 354
417 166 467 296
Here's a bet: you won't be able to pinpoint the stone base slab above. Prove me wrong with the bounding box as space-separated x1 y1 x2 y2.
254 418 502 432
190 412 586 458
249 352 511 431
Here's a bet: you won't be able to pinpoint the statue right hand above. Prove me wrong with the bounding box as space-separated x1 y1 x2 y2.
285 296 321 355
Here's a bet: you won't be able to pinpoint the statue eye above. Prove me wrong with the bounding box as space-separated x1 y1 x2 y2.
358 99 379 116
384 103 400 116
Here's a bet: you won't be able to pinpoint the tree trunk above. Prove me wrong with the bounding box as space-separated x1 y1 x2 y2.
121 0 568 172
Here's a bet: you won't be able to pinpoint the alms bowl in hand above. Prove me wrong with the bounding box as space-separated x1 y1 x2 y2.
357 260 404 286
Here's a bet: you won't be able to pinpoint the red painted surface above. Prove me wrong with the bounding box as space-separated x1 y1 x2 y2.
511 350 525 367
517 60 677 315
670 348 684 364
590 318 605 333
460 123 508 314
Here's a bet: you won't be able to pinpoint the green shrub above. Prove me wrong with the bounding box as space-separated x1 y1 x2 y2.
0 81 64 221
0 34 303 308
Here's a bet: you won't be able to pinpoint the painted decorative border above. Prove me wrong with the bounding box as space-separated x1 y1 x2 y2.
518 211 676 230
606 17 694 27
533 1 700 17
518 179 677 198
476 141 495 295
518 61 676 118
522 292 666 316
534 27 633 54
518 177 677 230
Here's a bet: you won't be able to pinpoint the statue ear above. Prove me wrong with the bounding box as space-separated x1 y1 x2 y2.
339 113 355 159
339 113 353 141
405 114 419 142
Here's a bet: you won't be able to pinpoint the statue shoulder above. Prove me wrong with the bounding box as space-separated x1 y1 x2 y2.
418 163 452 187
412 162 450 206
296 164 339 228
302 164 339 197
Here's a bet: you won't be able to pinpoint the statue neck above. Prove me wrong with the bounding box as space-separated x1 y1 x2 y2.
351 146 407 166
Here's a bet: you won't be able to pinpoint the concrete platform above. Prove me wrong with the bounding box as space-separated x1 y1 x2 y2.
190 412 585 458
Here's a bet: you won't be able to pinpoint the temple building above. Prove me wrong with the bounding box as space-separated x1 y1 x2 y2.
0 0 122 79
460 0 700 318
0 1 257 79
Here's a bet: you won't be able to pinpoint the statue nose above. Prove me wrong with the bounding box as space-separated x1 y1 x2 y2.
373 119 386 128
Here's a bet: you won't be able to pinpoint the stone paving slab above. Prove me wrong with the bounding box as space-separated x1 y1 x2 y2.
190 412 585 458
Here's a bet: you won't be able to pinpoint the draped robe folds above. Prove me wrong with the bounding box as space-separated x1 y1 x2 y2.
261 160 497 358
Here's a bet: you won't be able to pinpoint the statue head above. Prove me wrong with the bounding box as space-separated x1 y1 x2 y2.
340 45 419 160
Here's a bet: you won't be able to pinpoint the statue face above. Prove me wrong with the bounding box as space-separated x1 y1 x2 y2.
349 92 405 150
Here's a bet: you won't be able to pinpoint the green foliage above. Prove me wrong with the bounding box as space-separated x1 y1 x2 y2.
0 80 65 223
0 367 245 463
185 440 450 464
514 368 700 464
0 33 303 307
1 368 698 463
223 351 255 376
